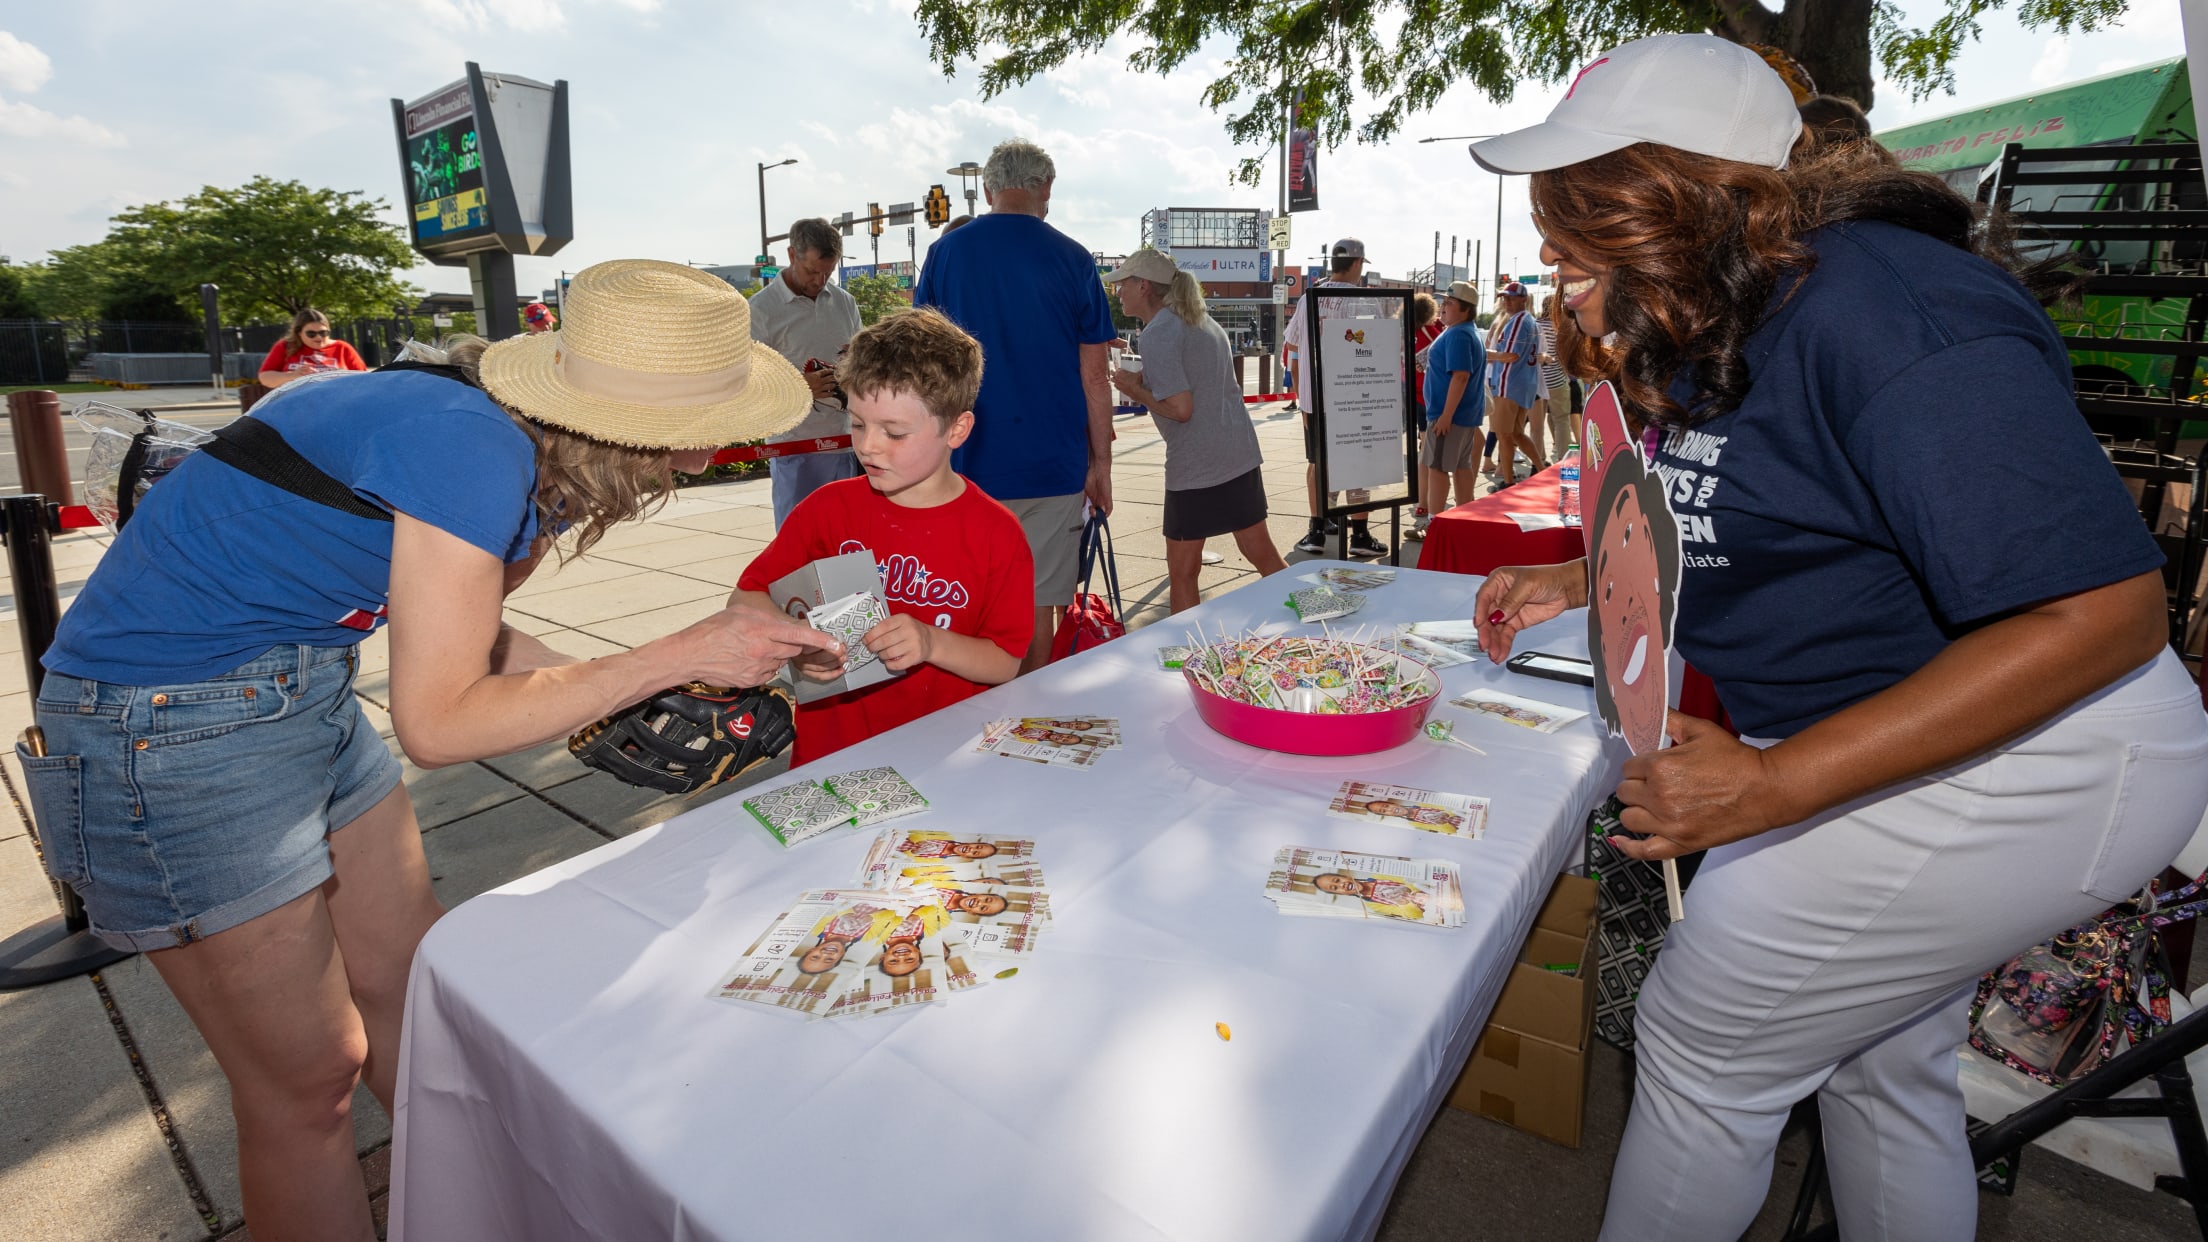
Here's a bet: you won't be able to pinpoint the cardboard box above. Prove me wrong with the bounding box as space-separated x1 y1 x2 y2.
1447 872 1599 1147
765 551 904 703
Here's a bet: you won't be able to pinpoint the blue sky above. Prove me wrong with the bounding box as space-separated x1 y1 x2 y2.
0 0 2188 304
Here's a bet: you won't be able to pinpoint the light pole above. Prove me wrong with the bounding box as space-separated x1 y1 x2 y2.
945 161 983 218
1418 134 1503 296
757 157 798 261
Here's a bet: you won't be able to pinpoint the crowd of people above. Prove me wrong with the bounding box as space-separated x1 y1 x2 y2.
17 39 2208 1242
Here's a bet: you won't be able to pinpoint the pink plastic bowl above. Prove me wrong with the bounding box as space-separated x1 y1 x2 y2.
1182 650 1441 757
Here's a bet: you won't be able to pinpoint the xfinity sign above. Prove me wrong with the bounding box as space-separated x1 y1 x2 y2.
1174 249 1271 281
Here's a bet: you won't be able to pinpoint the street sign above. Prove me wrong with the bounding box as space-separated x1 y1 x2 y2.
1516 274 1545 285
755 254 771 265
759 266 781 281
835 212 854 236
887 202 914 226
1266 215 1292 251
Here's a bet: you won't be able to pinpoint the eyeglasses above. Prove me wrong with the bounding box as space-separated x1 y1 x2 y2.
302 330 330 339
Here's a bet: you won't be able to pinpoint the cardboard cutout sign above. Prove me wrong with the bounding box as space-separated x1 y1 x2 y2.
1578 382 1682 756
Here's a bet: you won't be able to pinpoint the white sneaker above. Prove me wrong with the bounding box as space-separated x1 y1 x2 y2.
1411 511 1431 539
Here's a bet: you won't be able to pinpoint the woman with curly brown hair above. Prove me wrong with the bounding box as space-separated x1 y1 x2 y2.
1469 34 2208 1241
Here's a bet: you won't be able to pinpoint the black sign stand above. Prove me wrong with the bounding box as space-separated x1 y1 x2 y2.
1305 287 1419 567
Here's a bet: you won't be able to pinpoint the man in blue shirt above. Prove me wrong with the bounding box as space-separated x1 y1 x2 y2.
915 138 1116 673
1415 280 1485 537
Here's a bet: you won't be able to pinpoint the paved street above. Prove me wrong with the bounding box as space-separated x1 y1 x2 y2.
0 391 2190 1241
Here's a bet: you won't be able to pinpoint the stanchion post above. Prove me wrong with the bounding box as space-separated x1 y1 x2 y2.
6 390 74 507
0 494 132 988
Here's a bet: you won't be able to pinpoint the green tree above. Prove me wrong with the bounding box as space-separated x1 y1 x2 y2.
0 261 36 320
105 176 417 322
18 242 129 322
844 273 913 326
914 0 2132 182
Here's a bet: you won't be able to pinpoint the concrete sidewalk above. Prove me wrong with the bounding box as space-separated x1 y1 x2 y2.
0 406 2191 1240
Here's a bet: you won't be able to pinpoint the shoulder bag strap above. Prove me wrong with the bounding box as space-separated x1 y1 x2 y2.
201 418 392 523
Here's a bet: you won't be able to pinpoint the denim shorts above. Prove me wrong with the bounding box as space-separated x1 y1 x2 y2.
19 644 403 952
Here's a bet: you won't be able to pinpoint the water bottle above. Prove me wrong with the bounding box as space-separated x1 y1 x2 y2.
1557 450 1581 527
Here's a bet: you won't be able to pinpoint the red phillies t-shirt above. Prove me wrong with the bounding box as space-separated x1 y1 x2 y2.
260 339 366 375
737 476 1034 766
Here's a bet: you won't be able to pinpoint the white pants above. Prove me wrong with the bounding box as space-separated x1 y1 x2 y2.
1601 649 2208 1242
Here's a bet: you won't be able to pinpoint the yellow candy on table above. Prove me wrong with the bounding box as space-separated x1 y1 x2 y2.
1216 1022 1232 1041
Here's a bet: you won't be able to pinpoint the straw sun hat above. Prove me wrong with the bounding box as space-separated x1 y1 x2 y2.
479 259 811 449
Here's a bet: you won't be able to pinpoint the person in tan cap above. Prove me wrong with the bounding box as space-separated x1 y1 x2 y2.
26 258 838 1241
1103 247 1287 611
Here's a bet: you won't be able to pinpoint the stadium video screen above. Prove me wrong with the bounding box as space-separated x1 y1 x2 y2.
403 82 492 248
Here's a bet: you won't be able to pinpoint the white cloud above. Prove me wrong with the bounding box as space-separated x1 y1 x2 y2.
2029 35 2071 87
399 0 569 32
0 30 50 94
0 96 124 146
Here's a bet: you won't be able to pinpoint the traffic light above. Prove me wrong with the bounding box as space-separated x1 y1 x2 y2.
924 184 951 228
868 202 884 238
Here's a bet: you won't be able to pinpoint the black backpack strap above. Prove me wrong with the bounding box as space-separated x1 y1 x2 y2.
114 411 159 530
201 418 393 523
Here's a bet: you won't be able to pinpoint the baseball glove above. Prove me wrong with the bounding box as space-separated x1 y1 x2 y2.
568 682 797 796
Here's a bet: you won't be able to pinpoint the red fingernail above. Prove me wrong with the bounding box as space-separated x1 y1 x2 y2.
1487 610 1506 626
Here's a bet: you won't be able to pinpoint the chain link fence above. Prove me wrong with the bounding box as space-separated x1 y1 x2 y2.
1 318 420 386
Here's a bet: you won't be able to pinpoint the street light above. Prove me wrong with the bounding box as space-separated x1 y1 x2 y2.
1419 134 1504 296
757 157 798 262
945 161 983 217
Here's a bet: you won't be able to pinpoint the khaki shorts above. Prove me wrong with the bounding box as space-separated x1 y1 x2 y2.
1002 492 1085 607
1420 421 1482 471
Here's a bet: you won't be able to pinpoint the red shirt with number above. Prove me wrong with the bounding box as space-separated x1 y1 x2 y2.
260 339 367 376
737 475 1034 766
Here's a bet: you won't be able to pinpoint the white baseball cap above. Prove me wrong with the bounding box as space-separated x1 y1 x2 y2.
1102 248 1179 285
1469 35 1804 175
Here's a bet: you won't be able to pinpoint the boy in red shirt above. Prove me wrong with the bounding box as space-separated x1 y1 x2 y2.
734 309 1034 765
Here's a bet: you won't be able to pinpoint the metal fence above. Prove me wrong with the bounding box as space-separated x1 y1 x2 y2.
0 318 419 386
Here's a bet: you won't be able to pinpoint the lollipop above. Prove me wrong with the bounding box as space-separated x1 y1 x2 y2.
1423 718 1487 756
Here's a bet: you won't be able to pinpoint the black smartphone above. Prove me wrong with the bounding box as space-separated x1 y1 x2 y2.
1506 651 1596 687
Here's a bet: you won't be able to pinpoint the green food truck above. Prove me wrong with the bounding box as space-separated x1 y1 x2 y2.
1875 58 2198 404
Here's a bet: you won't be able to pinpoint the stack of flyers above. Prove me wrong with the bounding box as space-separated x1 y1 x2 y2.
1448 689 1591 734
857 827 1052 958
819 766 927 828
709 887 987 1019
1327 780 1490 839
1286 586 1365 623
1301 566 1397 593
1389 620 1485 669
1263 847 1466 929
974 716 1121 769
741 779 858 846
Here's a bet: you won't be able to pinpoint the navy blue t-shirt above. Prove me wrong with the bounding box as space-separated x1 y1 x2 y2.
48 370 540 684
914 213 1116 500
1421 321 1486 429
1652 220 2161 739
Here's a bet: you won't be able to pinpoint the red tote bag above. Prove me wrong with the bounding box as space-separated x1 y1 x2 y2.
1049 510 1126 662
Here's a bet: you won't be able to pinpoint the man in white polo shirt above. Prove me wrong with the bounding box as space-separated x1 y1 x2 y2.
749 216 864 527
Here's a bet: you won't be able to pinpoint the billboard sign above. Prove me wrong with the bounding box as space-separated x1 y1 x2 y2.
1174 249 1272 281
401 81 491 249
1288 87 1319 212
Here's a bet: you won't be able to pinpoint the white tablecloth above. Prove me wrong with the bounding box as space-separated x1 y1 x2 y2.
390 562 1626 1242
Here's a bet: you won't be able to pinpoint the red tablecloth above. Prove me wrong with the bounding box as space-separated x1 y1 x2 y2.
1413 462 1730 728
1415 463 1582 576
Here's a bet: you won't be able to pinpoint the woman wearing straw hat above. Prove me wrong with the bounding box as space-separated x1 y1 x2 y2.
1467 34 2208 1241
21 259 838 1240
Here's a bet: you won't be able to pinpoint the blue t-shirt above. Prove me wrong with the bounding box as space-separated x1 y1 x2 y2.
1421 321 1486 429
48 371 540 684
1652 219 2162 739
914 213 1116 500
1486 310 1539 392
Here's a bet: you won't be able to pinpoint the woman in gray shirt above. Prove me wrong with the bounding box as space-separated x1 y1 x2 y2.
1106 249 1288 612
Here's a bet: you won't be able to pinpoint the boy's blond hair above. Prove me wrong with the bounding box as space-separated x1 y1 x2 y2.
838 308 984 429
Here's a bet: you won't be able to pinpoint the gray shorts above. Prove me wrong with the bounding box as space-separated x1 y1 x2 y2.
1420 421 1483 471
1002 492 1085 607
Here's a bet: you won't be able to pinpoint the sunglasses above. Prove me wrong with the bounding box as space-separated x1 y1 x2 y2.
302 330 330 339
